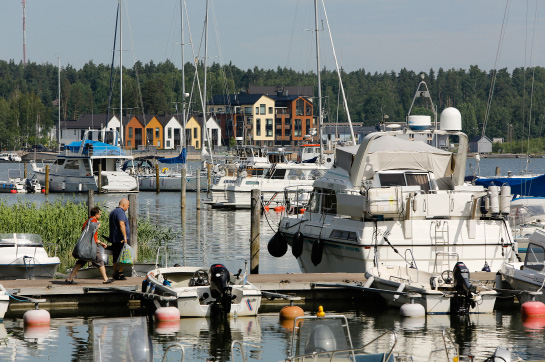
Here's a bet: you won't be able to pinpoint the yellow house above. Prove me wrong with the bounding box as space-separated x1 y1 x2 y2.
251 95 275 147
145 116 164 149
185 115 203 149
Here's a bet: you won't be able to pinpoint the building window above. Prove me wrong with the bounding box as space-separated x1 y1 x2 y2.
269 107 273 114
168 128 172 138
296 99 304 116
294 119 302 137
306 106 311 116
244 106 252 114
157 140 161 148
128 140 132 147
260 104 266 115
306 119 310 134
256 119 261 136
155 128 159 138
167 140 171 148
194 128 198 138
129 127 133 138
217 107 223 113
266 118 273 137
256 106 259 114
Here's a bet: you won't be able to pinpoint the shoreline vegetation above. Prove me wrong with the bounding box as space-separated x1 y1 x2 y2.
0 199 175 274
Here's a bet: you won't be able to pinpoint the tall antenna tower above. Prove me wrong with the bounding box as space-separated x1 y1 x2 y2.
22 0 27 65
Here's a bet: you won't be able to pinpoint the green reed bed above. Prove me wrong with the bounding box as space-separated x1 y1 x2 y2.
0 199 174 274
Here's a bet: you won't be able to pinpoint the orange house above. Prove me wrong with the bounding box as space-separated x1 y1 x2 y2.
145 116 164 149
124 116 145 150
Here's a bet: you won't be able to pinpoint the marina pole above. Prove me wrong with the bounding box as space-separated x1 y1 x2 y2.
181 168 187 209
155 164 160 193
495 166 500 176
87 190 94 217
24 162 27 179
250 189 261 274
129 193 138 260
196 171 201 210
45 165 49 195
207 163 211 193
97 164 102 193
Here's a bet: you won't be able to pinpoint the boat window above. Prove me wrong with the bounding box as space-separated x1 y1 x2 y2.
379 173 405 187
245 181 260 185
251 168 264 176
65 160 80 170
405 173 431 192
524 242 545 271
270 168 287 179
54 159 65 166
310 188 337 214
85 160 92 174
330 230 357 241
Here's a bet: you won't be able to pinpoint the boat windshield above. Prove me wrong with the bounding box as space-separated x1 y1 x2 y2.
525 242 545 272
291 316 351 360
0 233 43 246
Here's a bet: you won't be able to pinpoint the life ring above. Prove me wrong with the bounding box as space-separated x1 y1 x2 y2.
311 238 324 266
162 167 169 173
291 231 304 258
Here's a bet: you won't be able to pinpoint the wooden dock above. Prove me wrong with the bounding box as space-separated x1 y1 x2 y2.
2 272 500 318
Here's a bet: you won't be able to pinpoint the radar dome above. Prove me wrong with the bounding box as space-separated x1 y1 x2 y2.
408 115 431 131
440 107 462 131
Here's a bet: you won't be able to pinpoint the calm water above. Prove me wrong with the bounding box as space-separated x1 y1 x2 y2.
0 158 544 361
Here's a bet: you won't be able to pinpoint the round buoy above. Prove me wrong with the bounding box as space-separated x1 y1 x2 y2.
291 231 304 258
400 303 425 317
23 309 50 326
521 301 545 317
264 205 270 212
522 315 545 330
299 208 306 214
24 325 50 339
10 189 17 193
279 305 304 320
274 206 285 212
155 320 180 335
155 306 180 322
268 232 288 257
400 316 425 330
41 188 45 193
311 238 324 266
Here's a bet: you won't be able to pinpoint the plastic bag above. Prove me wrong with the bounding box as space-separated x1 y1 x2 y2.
72 219 99 261
117 243 135 265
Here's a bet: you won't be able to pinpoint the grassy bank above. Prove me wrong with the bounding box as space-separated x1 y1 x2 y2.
0 199 175 274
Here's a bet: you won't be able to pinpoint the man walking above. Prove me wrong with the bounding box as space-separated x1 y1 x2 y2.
109 198 130 280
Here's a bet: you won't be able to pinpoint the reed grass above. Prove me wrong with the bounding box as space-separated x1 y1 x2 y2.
0 199 174 274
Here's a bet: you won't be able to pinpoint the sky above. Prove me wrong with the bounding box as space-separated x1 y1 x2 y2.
1 1 544 74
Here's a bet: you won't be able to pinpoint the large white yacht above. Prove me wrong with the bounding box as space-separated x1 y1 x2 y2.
271 105 518 274
32 130 137 193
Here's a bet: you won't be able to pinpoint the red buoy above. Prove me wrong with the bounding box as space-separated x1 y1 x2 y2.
155 320 180 335
521 301 545 317
23 309 50 326
155 306 180 322
41 188 45 193
10 189 17 193
264 206 270 211
279 305 304 320
274 206 285 212
522 315 545 330
299 208 306 214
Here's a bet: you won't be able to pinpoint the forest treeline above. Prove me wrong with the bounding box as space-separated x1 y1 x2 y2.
0 58 544 150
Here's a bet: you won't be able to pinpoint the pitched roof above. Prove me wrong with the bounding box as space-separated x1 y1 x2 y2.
208 94 265 106
248 85 314 97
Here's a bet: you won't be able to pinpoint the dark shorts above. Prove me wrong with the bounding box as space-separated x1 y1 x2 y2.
76 244 105 268
107 243 124 263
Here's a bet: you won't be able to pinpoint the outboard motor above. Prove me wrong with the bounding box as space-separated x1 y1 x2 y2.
209 264 233 314
452 262 477 314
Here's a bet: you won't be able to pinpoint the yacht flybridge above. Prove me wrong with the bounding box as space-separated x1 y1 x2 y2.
32 130 137 193
270 101 517 275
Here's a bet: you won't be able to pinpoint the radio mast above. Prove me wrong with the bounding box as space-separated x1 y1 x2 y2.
22 0 26 65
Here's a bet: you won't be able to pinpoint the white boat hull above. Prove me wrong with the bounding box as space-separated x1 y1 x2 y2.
367 266 497 314
138 174 208 191
500 262 545 303
34 170 136 193
0 285 9 321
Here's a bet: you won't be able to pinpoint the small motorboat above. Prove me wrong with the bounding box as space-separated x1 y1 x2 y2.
0 233 61 279
0 284 9 321
500 228 545 304
365 262 497 314
145 264 262 318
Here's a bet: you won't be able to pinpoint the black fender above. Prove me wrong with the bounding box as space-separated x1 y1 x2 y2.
311 238 324 266
268 232 288 257
292 231 304 258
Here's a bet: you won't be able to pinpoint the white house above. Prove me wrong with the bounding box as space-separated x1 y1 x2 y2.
158 115 183 150
205 115 222 149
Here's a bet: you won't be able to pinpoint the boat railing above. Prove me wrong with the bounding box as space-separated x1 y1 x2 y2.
231 341 261 362
161 342 186 362
155 245 168 269
427 328 459 362
43 241 58 258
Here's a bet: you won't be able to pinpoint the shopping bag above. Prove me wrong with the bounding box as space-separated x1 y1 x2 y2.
117 243 135 265
72 219 99 261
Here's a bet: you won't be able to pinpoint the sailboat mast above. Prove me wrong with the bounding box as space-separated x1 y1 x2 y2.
119 0 123 147
314 0 324 162
201 0 213 164
180 0 187 149
58 56 61 152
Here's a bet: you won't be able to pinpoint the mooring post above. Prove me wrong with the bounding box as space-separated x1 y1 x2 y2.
250 189 261 274
495 166 500 176
129 193 138 261
24 162 27 179
181 168 187 209
97 164 102 193
45 165 50 195
207 163 212 192
196 171 201 210
87 190 94 217
155 163 160 193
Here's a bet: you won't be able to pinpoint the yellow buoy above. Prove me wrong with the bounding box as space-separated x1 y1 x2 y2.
162 167 169 173
316 305 325 317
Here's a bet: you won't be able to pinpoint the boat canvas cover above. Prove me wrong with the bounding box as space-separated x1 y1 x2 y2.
158 148 187 164
66 140 127 156
348 135 455 189
475 174 545 197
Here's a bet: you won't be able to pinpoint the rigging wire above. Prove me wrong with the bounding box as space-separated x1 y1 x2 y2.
524 0 539 175
482 0 511 138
